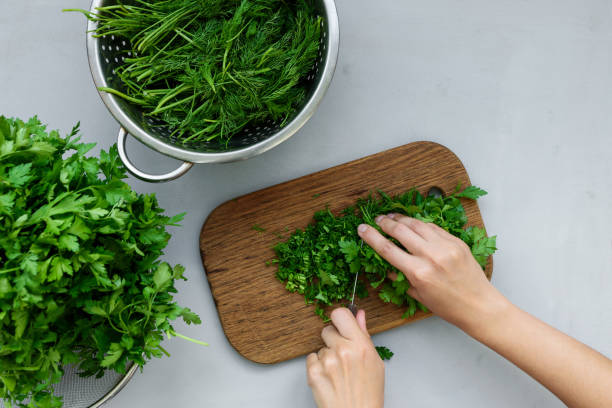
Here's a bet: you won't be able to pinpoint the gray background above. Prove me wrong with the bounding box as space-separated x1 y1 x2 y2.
1 0 611 407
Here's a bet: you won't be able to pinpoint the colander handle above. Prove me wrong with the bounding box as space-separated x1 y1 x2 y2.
117 128 194 182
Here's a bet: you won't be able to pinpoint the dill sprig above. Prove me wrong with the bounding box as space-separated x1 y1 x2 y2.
74 0 321 146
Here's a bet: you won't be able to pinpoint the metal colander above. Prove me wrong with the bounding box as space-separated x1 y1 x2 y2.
0 364 137 408
87 0 340 181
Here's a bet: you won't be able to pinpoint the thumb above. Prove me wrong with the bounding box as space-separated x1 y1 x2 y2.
356 309 368 335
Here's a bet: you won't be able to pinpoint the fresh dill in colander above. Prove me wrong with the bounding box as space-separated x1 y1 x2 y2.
70 0 322 146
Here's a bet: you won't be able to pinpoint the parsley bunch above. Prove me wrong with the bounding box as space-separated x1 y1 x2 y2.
0 116 201 408
273 187 497 320
71 0 322 146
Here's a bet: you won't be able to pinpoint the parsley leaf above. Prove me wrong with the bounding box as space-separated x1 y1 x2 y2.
375 346 394 361
455 185 488 200
252 224 266 233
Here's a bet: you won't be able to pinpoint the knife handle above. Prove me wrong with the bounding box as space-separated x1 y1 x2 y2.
347 303 358 316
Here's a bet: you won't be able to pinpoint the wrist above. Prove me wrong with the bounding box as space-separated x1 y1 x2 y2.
459 288 515 343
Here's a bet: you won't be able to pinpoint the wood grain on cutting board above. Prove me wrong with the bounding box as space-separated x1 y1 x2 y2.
200 141 493 364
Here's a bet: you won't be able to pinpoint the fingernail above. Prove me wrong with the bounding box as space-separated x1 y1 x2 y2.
375 215 385 224
358 224 368 233
387 213 398 219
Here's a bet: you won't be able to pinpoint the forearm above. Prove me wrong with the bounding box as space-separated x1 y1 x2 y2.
465 294 612 408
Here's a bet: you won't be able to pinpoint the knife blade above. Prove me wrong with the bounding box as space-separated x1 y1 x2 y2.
347 240 363 316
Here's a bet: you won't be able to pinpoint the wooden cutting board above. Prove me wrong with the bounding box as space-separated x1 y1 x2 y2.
200 141 493 364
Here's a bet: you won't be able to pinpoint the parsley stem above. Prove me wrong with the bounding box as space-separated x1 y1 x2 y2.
158 345 171 357
107 316 128 335
167 330 209 346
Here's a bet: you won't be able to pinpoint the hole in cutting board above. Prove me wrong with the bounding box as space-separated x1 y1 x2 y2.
427 186 444 198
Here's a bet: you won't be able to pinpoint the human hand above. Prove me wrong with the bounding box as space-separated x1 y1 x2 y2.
306 308 384 408
357 214 612 408
357 214 509 334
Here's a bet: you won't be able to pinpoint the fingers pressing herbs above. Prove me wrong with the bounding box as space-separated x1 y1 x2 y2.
271 187 497 321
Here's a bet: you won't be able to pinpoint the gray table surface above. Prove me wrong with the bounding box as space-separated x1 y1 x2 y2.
2 0 612 407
